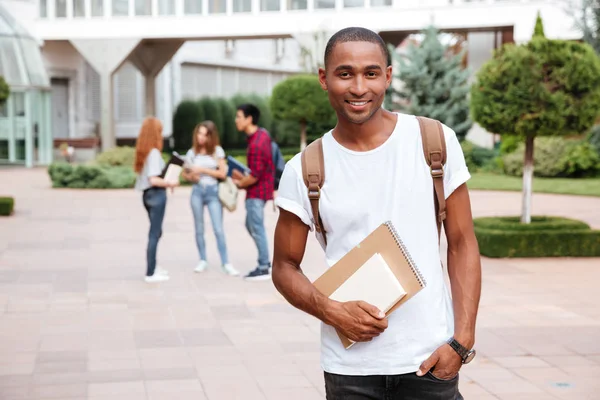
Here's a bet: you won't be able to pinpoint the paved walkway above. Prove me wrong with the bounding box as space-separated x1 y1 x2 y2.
0 167 599 400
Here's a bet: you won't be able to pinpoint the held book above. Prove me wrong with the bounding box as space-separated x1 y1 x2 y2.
160 152 186 184
226 155 252 177
312 221 426 349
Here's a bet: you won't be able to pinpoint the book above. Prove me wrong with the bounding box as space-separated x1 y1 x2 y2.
160 152 186 184
226 155 252 177
312 221 426 349
328 252 407 349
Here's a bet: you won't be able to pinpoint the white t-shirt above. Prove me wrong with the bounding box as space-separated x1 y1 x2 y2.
274 112 471 376
134 148 165 192
185 146 225 187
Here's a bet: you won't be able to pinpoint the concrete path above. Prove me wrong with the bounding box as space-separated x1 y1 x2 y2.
0 168 599 400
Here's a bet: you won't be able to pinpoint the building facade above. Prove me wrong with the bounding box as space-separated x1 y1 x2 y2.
0 0 583 165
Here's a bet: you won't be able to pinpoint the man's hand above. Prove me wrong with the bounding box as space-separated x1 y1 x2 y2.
231 169 244 180
326 300 388 342
417 344 462 380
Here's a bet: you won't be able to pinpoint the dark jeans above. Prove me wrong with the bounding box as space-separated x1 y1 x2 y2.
324 371 463 400
142 187 167 277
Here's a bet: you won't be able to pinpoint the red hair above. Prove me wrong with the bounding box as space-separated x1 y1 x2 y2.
134 117 163 173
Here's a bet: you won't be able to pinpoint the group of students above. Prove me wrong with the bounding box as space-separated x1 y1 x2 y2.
133 103 275 283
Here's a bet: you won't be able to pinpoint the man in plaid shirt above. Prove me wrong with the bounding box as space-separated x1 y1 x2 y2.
233 103 275 281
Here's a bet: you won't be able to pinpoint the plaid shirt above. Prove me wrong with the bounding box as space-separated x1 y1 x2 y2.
246 128 274 201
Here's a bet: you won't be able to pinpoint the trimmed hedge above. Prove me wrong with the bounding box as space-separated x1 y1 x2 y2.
48 163 136 189
0 197 14 216
474 216 600 258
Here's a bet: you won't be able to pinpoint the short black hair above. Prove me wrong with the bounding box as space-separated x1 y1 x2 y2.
237 103 260 125
324 27 390 68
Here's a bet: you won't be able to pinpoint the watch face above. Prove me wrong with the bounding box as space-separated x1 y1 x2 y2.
464 350 476 364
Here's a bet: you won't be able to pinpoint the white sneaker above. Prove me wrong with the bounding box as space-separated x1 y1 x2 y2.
156 266 169 276
221 263 240 276
144 274 169 283
194 260 208 273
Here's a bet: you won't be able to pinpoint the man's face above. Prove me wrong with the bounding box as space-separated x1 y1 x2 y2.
319 41 392 125
235 110 250 132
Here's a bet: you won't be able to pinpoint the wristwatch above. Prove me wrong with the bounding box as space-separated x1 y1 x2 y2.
447 337 476 364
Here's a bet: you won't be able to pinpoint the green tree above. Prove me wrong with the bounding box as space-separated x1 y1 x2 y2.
269 74 334 150
470 35 600 223
198 97 223 140
388 25 472 141
172 100 204 152
0 76 9 105
533 11 546 38
214 97 237 149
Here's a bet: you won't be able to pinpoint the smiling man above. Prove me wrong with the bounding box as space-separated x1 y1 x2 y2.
271 27 482 399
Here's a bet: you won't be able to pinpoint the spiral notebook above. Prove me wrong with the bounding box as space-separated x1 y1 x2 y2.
313 221 426 349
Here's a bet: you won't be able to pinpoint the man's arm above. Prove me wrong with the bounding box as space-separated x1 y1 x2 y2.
272 209 388 343
418 183 481 378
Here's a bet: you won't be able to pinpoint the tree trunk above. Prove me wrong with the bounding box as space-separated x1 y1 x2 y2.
300 120 307 151
521 135 535 224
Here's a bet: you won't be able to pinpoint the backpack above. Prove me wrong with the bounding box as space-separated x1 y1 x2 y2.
261 128 286 190
300 116 447 246
271 141 285 190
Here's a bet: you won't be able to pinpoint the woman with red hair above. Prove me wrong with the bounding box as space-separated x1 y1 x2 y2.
134 117 179 283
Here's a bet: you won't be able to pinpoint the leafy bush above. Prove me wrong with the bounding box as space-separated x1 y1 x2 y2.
499 135 521 155
214 97 238 149
173 100 204 152
198 97 223 139
0 197 14 216
48 163 136 189
0 75 9 105
461 141 497 172
503 137 600 177
270 74 335 149
587 124 600 154
474 216 600 257
94 146 136 167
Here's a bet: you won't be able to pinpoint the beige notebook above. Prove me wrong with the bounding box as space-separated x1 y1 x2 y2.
313 221 426 349
328 252 407 349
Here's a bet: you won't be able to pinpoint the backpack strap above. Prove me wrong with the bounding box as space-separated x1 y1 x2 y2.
416 116 447 241
301 137 327 245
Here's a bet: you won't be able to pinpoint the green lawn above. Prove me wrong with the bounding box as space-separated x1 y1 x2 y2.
469 173 600 197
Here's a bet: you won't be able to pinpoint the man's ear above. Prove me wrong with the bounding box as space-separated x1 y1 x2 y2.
318 68 328 90
385 65 392 89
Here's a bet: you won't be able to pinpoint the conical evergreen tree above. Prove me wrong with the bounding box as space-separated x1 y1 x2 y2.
388 25 472 141
533 11 546 38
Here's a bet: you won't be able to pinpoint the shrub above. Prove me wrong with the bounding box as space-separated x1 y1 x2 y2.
198 97 223 139
461 141 496 172
94 146 136 167
499 135 521 155
270 74 335 150
474 216 600 257
0 75 9 105
48 163 136 189
587 124 600 154
502 137 600 178
173 100 204 152
214 97 238 149
0 197 14 216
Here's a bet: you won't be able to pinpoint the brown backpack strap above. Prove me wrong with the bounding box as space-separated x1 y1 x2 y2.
301 138 327 245
416 116 447 240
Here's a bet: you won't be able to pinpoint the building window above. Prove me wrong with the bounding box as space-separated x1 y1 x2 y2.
39 0 47 18
315 0 334 8
73 0 85 16
184 0 201 13
287 0 306 9
158 0 175 14
209 0 225 13
112 0 128 15
233 0 251 12
136 0 151 15
261 0 279 10
91 0 103 16
371 0 391 6
55 0 67 17
344 0 362 6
